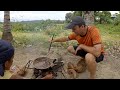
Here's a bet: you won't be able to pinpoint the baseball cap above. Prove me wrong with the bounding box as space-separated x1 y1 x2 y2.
0 39 14 76
65 16 85 29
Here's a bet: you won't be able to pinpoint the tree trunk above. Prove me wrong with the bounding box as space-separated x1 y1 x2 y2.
83 11 94 25
99 18 102 24
2 11 13 42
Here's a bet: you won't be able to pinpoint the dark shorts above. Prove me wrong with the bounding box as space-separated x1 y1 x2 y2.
73 45 104 63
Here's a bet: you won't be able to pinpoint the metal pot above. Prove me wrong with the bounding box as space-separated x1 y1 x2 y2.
33 56 54 69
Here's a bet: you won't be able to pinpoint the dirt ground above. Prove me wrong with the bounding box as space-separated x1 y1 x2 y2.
13 44 120 79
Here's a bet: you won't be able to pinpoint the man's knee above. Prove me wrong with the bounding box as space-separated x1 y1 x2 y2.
67 46 74 52
85 53 96 63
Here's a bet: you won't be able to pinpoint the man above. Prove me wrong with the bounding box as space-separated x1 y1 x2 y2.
51 16 104 79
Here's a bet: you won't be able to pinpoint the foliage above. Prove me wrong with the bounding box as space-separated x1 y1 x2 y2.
73 11 82 17
1 18 120 50
11 20 64 32
65 11 83 23
65 12 73 23
113 14 120 25
9 23 118 49
94 11 112 24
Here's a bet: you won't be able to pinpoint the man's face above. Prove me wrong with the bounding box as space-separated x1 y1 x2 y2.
72 25 85 36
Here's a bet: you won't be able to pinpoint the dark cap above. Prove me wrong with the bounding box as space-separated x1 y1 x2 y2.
65 16 85 29
0 39 14 76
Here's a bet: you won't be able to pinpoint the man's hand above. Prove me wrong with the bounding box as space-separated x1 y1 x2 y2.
48 39 54 43
75 45 82 55
49 37 70 43
77 44 102 57
10 65 20 73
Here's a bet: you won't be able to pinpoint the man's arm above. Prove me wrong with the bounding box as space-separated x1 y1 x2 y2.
78 44 102 57
52 37 70 42
79 28 102 57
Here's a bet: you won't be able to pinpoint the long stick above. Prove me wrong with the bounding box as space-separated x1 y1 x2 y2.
48 34 54 54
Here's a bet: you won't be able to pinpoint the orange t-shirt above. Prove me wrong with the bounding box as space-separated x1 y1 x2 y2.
68 26 104 53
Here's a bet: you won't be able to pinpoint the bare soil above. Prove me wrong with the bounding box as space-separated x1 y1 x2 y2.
13 44 120 79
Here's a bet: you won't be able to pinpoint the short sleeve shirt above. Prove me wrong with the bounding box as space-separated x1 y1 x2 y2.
68 26 104 53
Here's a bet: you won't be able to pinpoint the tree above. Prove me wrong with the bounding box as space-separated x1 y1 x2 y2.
114 13 120 25
65 12 73 23
94 11 100 22
2 11 13 42
73 11 83 17
65 11 95 25
94 11 111 24
83 11 94 25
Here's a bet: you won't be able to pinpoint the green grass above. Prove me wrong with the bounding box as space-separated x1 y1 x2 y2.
0 24 120 49
12 32 50 47
96 24 120 42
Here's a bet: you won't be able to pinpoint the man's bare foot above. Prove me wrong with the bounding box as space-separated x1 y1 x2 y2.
89 75 95 79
